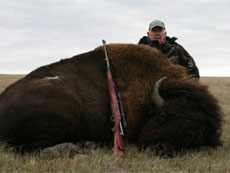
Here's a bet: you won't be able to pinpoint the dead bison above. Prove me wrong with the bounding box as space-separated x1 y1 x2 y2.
0 44 222 156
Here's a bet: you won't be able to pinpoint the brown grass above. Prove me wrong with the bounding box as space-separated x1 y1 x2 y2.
0 75 230 172
0 74 25 93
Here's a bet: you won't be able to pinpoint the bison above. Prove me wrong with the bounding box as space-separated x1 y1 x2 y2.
0 44 223 156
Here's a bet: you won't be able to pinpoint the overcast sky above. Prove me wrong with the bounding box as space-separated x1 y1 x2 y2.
0 0 229 76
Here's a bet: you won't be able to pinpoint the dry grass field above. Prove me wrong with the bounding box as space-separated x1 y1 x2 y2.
0 74 229 172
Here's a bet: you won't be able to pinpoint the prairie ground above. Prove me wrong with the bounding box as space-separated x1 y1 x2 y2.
0 75 229 172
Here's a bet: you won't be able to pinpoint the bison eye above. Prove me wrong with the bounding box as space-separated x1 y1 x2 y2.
157 112 168 124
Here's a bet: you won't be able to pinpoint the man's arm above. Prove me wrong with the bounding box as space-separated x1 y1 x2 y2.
183 49 200 78
187 56 200 78
138 36 149 45
177 45 200 78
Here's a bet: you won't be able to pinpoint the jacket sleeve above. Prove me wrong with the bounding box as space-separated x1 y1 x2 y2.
178 45 200 78
138 36 149 45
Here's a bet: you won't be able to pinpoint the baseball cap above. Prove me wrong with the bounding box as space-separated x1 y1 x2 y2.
149 20 165 30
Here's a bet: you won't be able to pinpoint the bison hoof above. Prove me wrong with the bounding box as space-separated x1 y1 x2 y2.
152 142 177 157
139 142 177 157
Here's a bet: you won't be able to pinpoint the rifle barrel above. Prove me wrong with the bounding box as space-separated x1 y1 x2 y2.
102 40 110 70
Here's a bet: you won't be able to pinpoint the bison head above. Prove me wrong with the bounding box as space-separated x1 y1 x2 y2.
138 77 223 156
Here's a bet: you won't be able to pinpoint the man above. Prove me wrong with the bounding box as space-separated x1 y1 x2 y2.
138 20 200 78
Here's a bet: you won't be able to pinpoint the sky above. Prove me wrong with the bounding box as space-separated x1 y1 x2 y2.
0 0 229 76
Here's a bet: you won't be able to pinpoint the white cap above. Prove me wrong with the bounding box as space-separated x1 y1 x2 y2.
149 20 165 30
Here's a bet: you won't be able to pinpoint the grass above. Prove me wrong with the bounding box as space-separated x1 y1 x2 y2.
0 75 229 172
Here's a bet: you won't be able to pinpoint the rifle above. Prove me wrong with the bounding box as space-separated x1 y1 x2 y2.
102 40 125 156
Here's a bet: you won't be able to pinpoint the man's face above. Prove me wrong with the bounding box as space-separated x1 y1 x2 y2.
147 26 166 45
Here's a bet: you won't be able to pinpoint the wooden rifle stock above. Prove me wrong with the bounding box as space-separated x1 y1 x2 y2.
102 40 124 156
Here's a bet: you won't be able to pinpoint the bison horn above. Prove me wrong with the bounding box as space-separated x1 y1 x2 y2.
151 76 167 108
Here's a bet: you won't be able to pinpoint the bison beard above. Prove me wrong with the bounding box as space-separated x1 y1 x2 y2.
0 44 223 156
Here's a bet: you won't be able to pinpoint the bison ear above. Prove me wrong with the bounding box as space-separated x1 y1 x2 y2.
151 76 167 108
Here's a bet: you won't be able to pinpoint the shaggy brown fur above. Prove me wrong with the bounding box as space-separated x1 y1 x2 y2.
138 79 223 156
0 44 223 155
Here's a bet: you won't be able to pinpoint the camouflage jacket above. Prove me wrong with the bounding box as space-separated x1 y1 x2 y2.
138 36 200 78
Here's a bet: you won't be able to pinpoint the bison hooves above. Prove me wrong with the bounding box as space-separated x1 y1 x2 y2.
139 142 177 157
